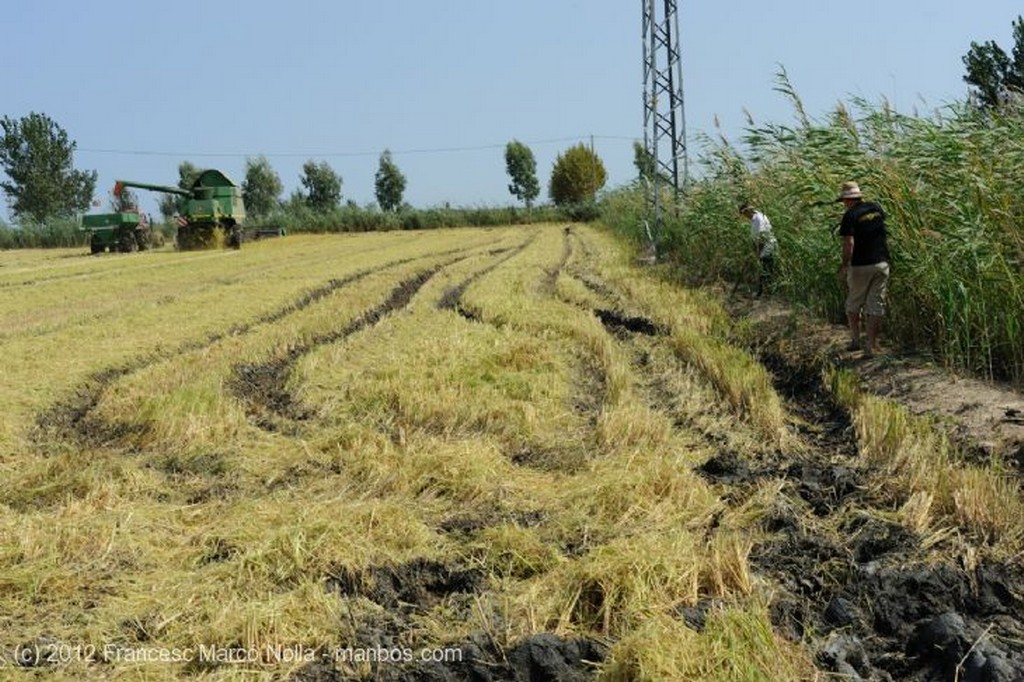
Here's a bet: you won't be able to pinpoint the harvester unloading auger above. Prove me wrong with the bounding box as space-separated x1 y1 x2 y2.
114 169 246 250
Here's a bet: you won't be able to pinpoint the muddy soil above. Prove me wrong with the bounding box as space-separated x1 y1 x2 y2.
722 292 1024 681
290 633 606 682
301 558 605 682
572 244 1024 680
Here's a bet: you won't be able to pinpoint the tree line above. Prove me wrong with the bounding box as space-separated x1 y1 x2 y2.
0 111 608 230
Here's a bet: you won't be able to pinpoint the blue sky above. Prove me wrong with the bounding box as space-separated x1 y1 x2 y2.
1 1 1020 217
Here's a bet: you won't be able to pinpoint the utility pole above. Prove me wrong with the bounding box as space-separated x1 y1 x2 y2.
642 0 688 258
590 134 597 201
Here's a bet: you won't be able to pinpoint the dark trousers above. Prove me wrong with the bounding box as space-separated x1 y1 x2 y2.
757 255 775 296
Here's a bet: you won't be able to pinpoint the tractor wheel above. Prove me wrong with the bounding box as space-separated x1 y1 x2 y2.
136 227 152 251
90 235 103 255
120 231 138 253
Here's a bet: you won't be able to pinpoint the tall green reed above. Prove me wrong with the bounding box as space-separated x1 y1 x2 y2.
603 72 1024 383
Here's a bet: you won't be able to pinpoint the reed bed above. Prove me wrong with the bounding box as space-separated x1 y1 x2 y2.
604 74 1024 383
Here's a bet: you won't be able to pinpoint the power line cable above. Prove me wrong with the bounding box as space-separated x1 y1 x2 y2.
77 135 637 159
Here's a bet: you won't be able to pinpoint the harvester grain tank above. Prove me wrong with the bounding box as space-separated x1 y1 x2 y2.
114 169 246 250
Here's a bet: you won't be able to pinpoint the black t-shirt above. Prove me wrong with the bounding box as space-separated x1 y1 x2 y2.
839 201 890 266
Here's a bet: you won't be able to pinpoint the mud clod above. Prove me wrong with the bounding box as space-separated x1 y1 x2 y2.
697 450 755 485
752 531 847 599
675 598 724 633
438 510 546 537
786 462 860 515
297 632 606 682
823 596 862 629
594 309 663 337
327 559 484 612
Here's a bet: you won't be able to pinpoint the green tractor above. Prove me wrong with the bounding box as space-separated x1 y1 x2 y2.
115 169 246 250
81 210 155 254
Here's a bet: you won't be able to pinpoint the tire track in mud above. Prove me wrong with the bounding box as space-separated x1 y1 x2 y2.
564 230 623 305
289 557 606 681
569 245 1019 680
698 348 1024 679
437 234 537 321
287 234 607 682
541 225 574 293
229 257 465 432
554 241 1024 680
31 244 487 448
233 235 534 432
569 248 1024 679
488 229 617 474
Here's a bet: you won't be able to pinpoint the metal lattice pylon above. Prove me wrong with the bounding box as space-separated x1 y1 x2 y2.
642 0 688 256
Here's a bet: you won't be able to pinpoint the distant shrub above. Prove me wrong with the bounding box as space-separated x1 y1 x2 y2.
248 202 568 236
0 217 88 249
560 201 602 223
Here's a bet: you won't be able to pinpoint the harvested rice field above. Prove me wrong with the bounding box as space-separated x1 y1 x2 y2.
2 224 1023 680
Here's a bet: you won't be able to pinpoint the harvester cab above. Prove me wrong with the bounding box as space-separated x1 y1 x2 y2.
114 169 246 250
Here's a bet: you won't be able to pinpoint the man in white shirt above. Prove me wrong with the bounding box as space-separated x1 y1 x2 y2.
739 204 778 297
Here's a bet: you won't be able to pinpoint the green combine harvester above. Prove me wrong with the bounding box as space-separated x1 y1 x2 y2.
114 169 246 250
81 211 154 254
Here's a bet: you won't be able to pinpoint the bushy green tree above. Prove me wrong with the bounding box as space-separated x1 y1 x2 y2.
632 141 651 182
242 156 283 218
504 140 540 209
158 161 202 219
300 160 342 212
0 112 97 222
963 15 1024 108
548 143 607 206
375 150 406 212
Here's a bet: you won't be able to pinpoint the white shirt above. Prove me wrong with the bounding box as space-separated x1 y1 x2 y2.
750 211 778 258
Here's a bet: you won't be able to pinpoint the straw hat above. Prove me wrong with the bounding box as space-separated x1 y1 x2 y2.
836 181 863 201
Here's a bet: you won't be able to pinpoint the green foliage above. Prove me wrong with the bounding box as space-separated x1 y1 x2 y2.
374 150 406 212
0 112 97 222
504 140 540 208
300 160 342 213
242 156 283 218
158 161 202 219
602 73 1024 383
962 15 1024 108
559 201 602 222
0 216 87 249
549 143 607 206
632 141 654 182
246 201 561 237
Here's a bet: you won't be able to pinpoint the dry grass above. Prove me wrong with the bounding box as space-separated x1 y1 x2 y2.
0 225 849 679
830 368 1024 553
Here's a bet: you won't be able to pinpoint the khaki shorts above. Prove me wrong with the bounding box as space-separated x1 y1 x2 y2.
846 262 889 317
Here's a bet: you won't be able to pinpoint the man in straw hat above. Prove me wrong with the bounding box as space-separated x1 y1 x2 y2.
837 181 890 357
